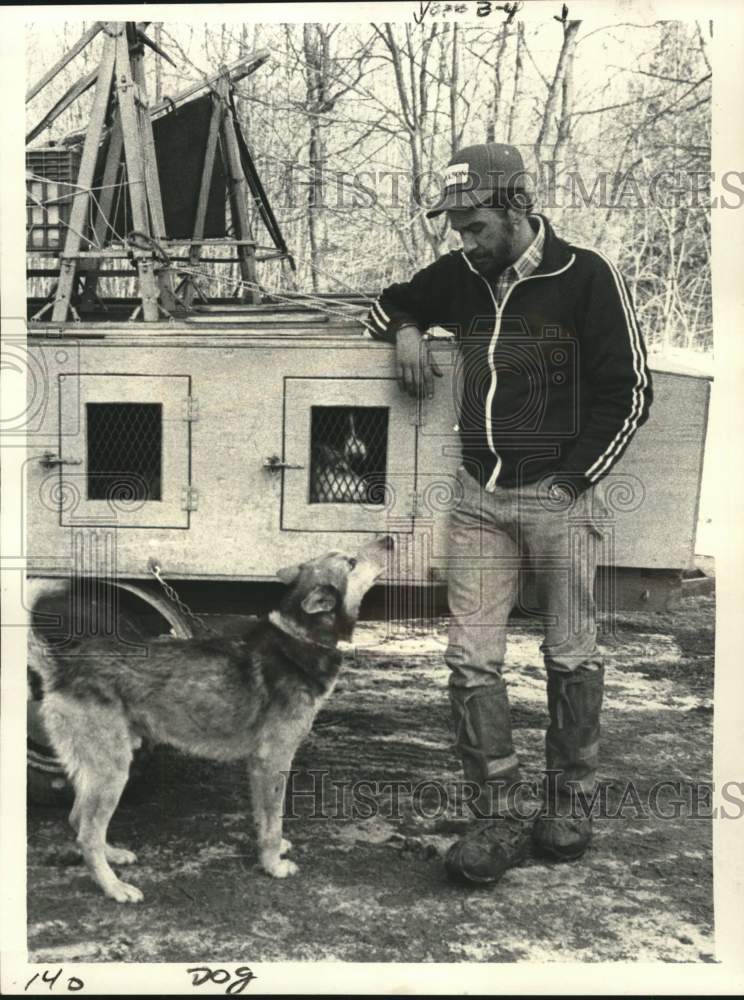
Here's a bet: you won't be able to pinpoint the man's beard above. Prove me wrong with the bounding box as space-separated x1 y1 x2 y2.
467 223 518 278
470 254 511 278
469 248 512 278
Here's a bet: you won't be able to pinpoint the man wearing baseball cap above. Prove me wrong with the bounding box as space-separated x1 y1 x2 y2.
425 140 533 216
366 142 653 886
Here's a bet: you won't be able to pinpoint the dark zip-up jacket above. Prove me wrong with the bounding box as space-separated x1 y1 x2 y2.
366 215 653 495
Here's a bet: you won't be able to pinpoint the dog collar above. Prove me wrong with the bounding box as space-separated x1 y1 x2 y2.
268 611 339 652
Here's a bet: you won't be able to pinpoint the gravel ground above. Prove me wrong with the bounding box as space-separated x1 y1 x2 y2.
27 595 715 963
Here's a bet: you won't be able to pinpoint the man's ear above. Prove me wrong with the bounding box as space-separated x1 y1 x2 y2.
300 584 338 616
506 196 531 221
276 563 301 585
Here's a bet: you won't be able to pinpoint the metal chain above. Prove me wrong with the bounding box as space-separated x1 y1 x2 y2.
147 559 215 635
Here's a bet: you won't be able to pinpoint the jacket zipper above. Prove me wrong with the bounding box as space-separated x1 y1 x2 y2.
460 251 576 491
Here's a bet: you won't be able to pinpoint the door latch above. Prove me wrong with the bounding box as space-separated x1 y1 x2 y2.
263 455 305 472
39 452 82 469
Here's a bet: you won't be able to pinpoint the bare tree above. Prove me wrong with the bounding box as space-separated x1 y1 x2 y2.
506 21 525 143
533 11 582 167
25 18 713 350
485 20 512 143
372 23 449 258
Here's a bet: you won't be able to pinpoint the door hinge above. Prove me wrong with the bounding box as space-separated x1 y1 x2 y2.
181 486 199 511
182 397 199 422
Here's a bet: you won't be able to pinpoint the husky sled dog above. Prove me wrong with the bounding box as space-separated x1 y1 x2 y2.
311 411 371 503
28 536 393 903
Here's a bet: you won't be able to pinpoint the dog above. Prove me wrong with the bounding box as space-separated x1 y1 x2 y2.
28 535 393 903
311 443 368 502
311 411 370 503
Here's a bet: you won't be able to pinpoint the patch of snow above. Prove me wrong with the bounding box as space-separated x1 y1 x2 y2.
334 815 397 846
369 733 450 751
345 627 447 654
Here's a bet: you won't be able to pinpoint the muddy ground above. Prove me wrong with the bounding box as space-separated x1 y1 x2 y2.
27 595 715 963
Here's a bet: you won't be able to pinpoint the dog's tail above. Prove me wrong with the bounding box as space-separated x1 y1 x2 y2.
27 628 53 690
27 577 69 606
26 578 69 689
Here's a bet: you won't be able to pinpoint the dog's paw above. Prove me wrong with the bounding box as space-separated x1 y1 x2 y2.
106 879 144 904
263 857 299 879
106 846 138 866
280 838 293 856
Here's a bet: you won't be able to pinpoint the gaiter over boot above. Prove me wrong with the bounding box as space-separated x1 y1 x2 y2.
533 664 605 861
445 682 538 885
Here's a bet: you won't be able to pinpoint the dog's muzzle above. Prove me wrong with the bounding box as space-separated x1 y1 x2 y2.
353 535 395 581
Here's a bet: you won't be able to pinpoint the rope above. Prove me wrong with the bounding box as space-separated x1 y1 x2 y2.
173 263 368 322
26 188 102 251
27 157 373 309
27 203 372 321
26 171 135 250
107 165 127 246
257 280 367 317
279 251 376 304
26 173 130 203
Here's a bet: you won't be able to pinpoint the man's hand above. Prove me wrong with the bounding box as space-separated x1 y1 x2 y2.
395 325 443 398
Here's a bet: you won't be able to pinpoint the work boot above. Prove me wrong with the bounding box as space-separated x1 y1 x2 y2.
533 664 604 861
445 682 538 885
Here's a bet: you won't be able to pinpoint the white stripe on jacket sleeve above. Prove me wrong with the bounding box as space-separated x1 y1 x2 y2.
575 247 650 482
373 300 390 324
370 301 390 334
365 300 390 336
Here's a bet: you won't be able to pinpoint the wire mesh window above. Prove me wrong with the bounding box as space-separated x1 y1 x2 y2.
309 406 389 504
86 403 163 502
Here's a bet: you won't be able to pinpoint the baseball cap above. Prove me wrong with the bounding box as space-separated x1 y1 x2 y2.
425 142 531 218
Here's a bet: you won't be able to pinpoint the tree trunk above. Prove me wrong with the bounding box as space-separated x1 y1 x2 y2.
534 20 581 162
506 22 524 144
552 21 580 168
303 24 324 292
450 24 459 154
486 22 510 143
379 24 445 261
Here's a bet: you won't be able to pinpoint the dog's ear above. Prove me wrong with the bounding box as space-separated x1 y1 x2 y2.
300 584 338 615
276 563 301 585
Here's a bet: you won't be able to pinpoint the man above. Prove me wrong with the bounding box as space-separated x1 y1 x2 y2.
366 143 653 885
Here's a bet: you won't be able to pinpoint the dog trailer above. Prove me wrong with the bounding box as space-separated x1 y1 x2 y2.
23 322 710 599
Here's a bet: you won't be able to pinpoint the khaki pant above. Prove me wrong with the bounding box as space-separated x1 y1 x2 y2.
445 466 606 688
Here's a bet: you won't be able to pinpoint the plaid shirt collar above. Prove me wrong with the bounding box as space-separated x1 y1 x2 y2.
493 214 545 306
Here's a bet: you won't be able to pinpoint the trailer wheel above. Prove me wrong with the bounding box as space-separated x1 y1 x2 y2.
27 580 192 807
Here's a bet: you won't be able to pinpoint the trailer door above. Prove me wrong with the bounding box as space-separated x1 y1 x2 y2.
58 374 192 528
281 377 417 533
